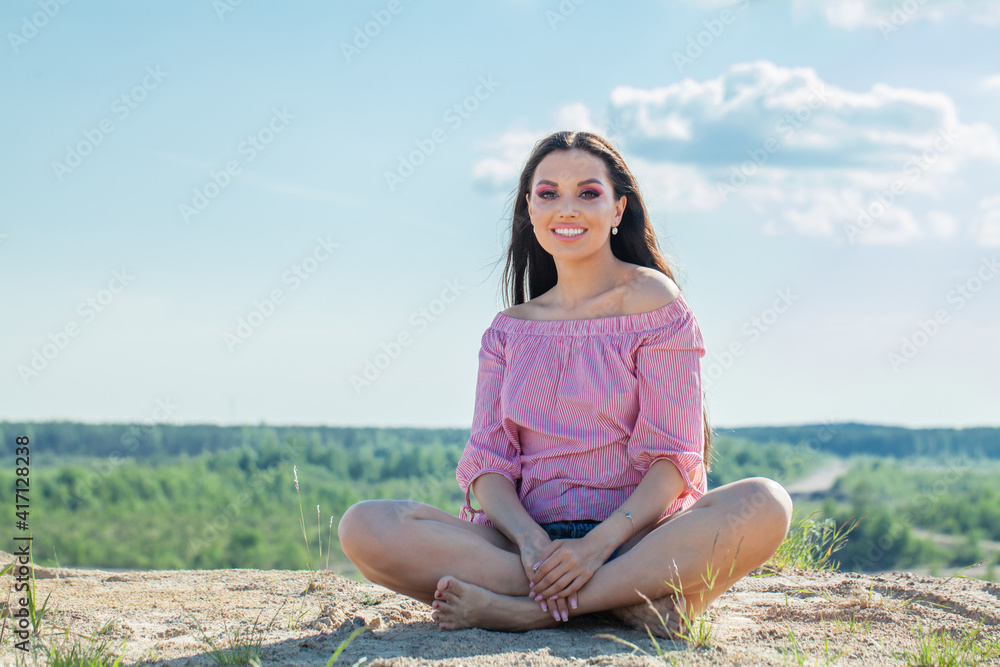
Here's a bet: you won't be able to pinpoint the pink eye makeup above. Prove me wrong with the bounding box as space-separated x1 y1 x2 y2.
533 185 604 199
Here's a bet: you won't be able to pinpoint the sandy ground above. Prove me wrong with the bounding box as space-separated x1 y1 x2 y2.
1 551 999 666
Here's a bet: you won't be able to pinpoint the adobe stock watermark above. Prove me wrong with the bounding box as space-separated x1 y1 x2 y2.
51 65 168 183
702 287 798 393
877 0 932 39
64 397 179 509
887 254 998 372
17 268 134 386
673 0 750 72
843 125 960 244
351 278 467 393
716 81 828 202
545 0 587 30
223 235 339 352
383 76 501 191
179 107 294 223
340 0 415 62
212 0 247 20
8 0 71 53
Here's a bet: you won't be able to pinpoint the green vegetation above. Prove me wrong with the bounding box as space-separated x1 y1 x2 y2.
765 510 861 572
705 436 828 487
38 629 126 667
0 429 465 571
325 626 370 666
186 606 281 666
893 617 1000 666
2 420 999 579
816 456 1000 573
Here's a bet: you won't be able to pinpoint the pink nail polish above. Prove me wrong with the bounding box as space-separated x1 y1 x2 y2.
534 595 542 602
549 595 558 600
541 601 547 612
561 609 568 622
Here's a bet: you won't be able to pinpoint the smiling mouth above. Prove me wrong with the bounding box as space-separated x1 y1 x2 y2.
552 228 586 238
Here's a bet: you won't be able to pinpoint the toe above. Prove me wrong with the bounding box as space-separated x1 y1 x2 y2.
436 574 459 595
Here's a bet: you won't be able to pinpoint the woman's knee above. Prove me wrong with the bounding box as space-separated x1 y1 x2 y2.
736 477 793 536
338 499 407 554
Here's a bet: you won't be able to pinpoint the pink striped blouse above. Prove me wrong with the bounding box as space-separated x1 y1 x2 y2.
456 292 707 528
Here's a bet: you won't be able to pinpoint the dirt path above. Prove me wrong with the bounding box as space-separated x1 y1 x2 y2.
785 459 852 495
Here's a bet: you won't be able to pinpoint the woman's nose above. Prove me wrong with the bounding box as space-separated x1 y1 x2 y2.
558 200 578 217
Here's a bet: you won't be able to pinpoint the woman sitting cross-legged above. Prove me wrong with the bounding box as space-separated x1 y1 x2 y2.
338 130 793 638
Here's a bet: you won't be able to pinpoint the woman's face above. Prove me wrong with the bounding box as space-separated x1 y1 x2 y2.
525 149 627 258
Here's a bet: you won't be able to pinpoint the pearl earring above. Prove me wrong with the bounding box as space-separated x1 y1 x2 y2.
611 226 618 235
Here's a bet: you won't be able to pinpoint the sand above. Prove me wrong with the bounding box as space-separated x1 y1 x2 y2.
1 551 998 666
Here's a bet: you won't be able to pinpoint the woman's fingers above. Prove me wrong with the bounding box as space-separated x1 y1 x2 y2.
529 549 566 593
530 541 563 582
536 570 579 601
537 540 561 562
548 595 571 623
531 561 572 602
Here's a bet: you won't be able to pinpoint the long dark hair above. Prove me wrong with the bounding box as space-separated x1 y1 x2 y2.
498 130 714 472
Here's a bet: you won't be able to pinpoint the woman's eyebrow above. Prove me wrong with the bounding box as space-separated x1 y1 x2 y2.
535 178 603 187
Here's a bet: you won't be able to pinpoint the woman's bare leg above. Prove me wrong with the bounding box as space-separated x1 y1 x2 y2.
337 497 535 605
339 477 792 634
430 477 793 634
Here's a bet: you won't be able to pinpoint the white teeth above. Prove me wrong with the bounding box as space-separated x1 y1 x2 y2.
554 228 585 236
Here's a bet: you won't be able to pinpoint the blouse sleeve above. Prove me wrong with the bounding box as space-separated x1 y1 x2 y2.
455 326 521 522
626 311 707 508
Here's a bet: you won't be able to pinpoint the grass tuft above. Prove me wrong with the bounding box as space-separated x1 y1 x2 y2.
324 625 370 666
761 509 860 573
893 616 1000 666
41 628 126 667
185 605 281 666
293 465 317 593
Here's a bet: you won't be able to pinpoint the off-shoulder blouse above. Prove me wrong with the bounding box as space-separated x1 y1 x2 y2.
455 292 707 527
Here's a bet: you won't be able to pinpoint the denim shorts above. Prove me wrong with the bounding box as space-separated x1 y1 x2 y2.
538 520 625 564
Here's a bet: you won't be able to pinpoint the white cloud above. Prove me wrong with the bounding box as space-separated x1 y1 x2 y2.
471 60 1000 246
980 74 1000 92
683 0 1000 28
789 0 1000 29
470 127 539 191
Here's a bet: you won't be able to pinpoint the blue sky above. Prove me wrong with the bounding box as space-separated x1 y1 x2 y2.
2 0 999 431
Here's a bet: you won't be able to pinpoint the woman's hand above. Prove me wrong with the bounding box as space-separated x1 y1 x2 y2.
529 535 608 610
519 535 574 622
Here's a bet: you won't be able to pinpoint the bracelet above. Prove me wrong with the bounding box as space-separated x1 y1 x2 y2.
615 509 636 539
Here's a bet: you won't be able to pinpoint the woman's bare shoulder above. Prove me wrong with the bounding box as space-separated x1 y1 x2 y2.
500 300 544 320
625 266 681 313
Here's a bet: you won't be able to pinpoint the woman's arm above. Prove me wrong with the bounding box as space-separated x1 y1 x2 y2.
527 457 686 604
582 457 686 559
470 472 549 549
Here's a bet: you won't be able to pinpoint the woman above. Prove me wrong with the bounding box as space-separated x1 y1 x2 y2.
338 130 793 638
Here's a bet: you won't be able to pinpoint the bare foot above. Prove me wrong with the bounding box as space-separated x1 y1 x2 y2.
430 575 562 632
610 593 689 639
